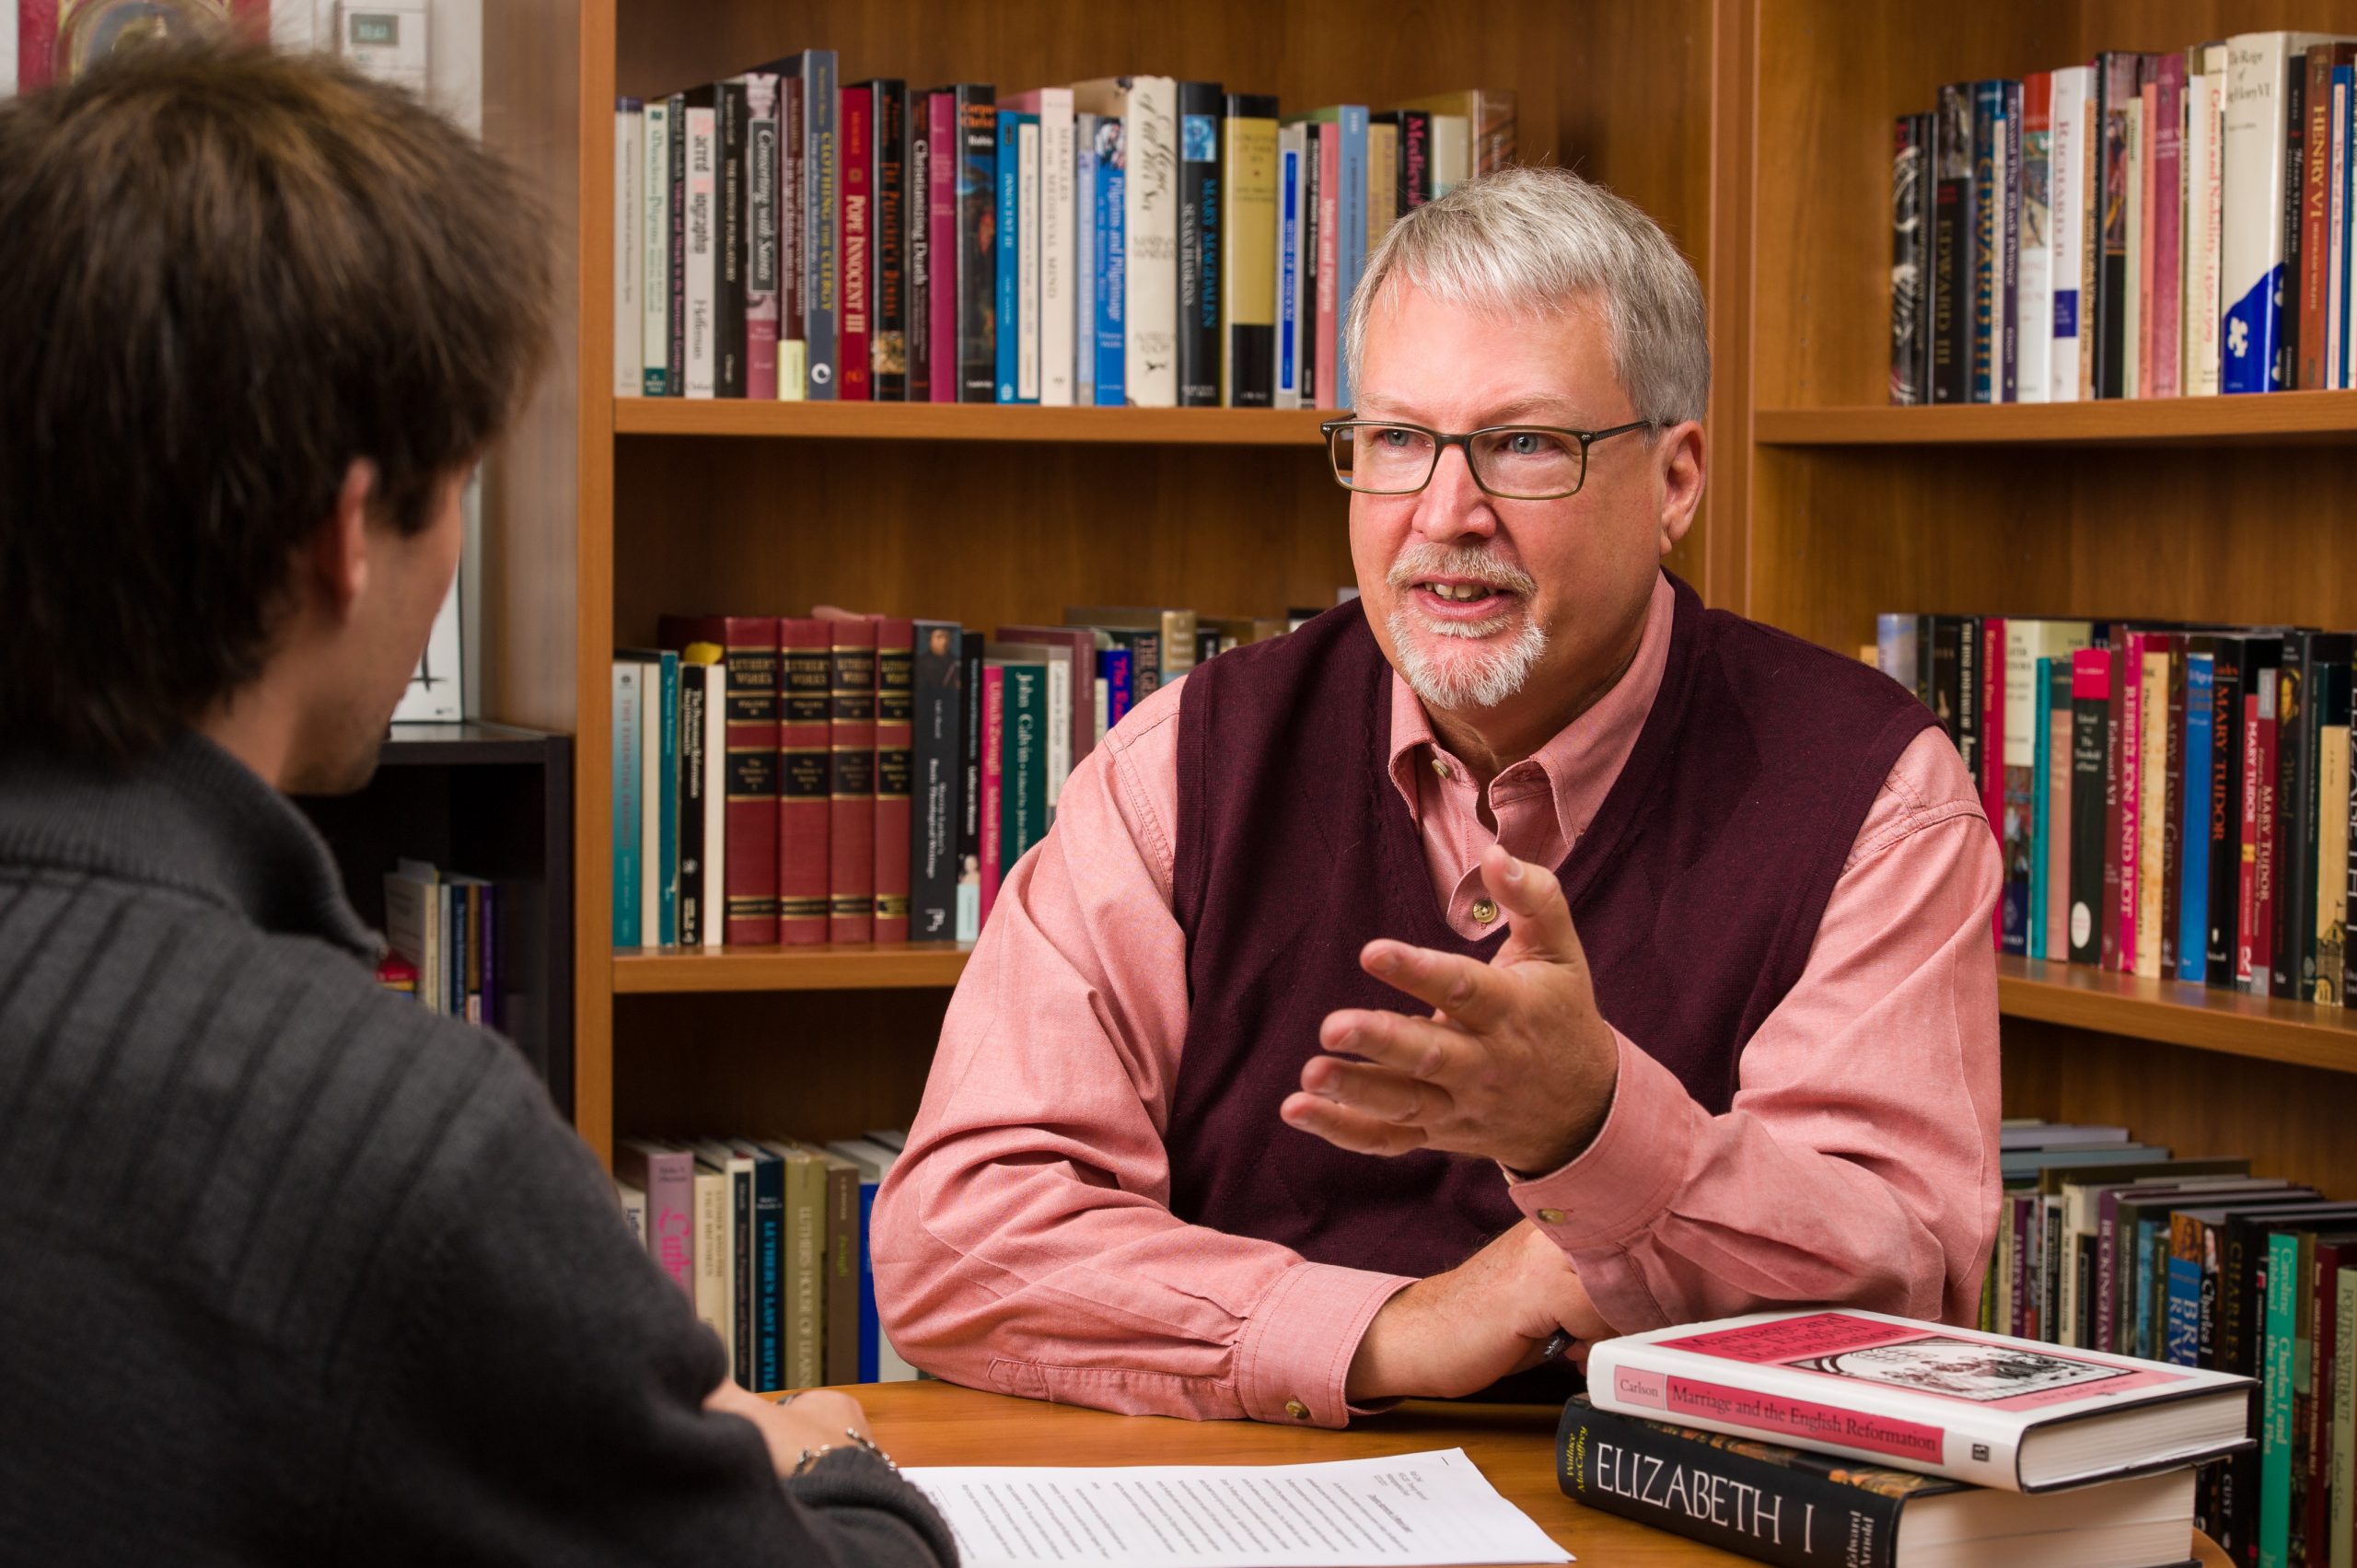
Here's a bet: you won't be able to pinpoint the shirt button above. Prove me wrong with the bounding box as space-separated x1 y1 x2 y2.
1430 757 1451 781
1284 1399 1311 1421
1538 1208 1567 1225
1470 898 1498 924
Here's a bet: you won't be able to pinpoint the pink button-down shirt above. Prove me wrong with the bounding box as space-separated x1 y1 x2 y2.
874 574 2002 1429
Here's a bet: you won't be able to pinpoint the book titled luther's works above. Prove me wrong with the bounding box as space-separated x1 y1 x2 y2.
1586 1309 2254 1493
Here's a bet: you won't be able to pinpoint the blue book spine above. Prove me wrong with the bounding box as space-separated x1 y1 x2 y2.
995 112 1033 402
749 1151 784 1390
856 1178 881 1382
1094 138 1126 405
1334 106 1368 408
2165 1252 2204 1365
2029 656 2052 960
610 662 642 947
1970 82 2004 404
2179 653 2215 978
655 650 679 947
1276 140 1300 401
1074 114 1097 406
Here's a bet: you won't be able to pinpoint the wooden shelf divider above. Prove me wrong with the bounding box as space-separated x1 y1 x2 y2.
1997 957 2357 1075
613 942 973 994
1756 391 2357 447
615 398 1336 446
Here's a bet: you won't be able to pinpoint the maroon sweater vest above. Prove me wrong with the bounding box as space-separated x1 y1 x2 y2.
1166 574 1937 1285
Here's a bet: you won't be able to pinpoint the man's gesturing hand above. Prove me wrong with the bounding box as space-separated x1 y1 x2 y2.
1280 843 1620 1177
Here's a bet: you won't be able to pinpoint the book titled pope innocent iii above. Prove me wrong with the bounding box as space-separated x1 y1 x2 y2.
1586 1308 2255 1493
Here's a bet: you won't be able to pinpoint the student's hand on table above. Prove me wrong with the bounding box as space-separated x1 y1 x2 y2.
1283 843 1620 1178
1345 1221 1614 1401
705 1380 877 1479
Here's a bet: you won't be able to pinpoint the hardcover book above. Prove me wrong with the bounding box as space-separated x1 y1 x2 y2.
1005 87 1076 407
1222 93 1279 409
1931 84 1977 403
910 620 965 941
714 78 749 398
784 51 838 398
660 615 781 946
828 616 877 944
873 617 914 942
1176 80 1224 407
1074 76 1179 406
778 618 832 945
954 85 998 402
838 84 873 401
927 88 958 403
682 99 718 399
865 79 908 401
744 72 782 400
1890 113 1931 405
641 97 672 396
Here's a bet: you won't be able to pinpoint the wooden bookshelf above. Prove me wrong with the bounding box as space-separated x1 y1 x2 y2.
616 399 1336 445
1996 958 2357 1075
614 943 972 994
1757 391 2357 447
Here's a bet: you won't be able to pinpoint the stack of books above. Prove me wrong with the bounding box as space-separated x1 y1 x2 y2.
378 858 505 1028
610 57 1515 410
1889 30 2357 405
1873 613 2357 1001
613 1131 914 1391
1561 1302 2255 1567
613 604 1324 952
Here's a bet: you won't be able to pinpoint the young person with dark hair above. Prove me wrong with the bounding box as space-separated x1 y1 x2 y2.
0 40 951 1567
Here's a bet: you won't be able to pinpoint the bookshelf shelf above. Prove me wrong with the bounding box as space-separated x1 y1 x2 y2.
614 399 1337 447
1996 957 2357 1076
612 942 972 994
1755 391 2357 448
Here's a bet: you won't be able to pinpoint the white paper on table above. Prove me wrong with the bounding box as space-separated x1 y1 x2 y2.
901 1446 1573 1568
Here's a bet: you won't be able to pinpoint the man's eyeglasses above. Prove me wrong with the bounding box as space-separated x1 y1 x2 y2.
1318 418 1655 500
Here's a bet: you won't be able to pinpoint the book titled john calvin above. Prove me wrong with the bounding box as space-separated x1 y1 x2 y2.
1585 1309 2255 1493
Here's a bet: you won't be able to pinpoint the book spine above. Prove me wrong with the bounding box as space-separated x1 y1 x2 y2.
2102 642 2126 968
958 87 999 402
2015 81 2051 402
2047 658 2075 958
980 665 1005 926
2192 48 2229 396
611 661 643 947
746 75 781 401
804 52 839 398
874 619 913 943
668 93 689 393
702 669 726 950
2332 1269 2357 1559
2093 57 2134 398
957 631 986 941
1125 77 1179 407
1096 117 1128 405
910 621 963 940
2254 677 2282 993
778 73 806 399
2334 71 2351 389
1932 84 1975 402
2210 641 2247 984
750 1153 783 1388
838 85 873 401
655 655 679 946
929 91 958 403
908 90 931 401
1971 81 2001 402
2002 79 2022 401
621 1144 695 1300
1891 113 1929 404
1299 127 1319 406
1003 664 1047 870
830 619 877 944
1178 81 1223 407
2264 1232 2299 1568
1557 1399 1906 1568
728 1163 753 1385
2284 59 2309 393
2275 650 2313 998
716 79 749 398
2154 55 2185 398
2181 654 2216 980
1275 127 1302 408
1223 99 1277 408
1335 106 1367 408
2070 649 2110 964
869 82 907 401
995 110 1023 402
616 101 644 398
2223 37 2293 392
724 622 782 946
684 104 718 398
642 100 671 395
2162 641 2187 975
778 620 831 945
1980 616 2006 947
2137 642 2166 975
2131 83 2153 399
1075 111 1098 405
786 1156 821 1388
2303 49 2335 389
1040 97 1074 406
1019 115 1041 401
2030 656 2053 958
693 1167 726 1354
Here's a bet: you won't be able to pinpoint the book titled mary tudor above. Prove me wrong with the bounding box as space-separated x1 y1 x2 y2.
1586 1309 2254 1493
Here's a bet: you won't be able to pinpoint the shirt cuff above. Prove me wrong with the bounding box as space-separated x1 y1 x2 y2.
1233 1260 1413 1429
1505 1030 1704 1252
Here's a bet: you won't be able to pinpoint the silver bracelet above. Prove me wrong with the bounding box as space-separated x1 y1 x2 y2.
794 1428 898 1477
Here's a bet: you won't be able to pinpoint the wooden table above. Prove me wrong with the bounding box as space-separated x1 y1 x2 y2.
837 1380 2232 1567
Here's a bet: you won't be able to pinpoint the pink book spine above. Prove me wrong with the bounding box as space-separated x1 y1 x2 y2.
1315 123 1340 408
980 666 1005 924
929 91 959 402
2117 632 2144 969
2136 83 2158 399
618 1143 696 1299
1980 617 2005 947
2152 58 2185 399
2238 692 2262 988
746 72 783 400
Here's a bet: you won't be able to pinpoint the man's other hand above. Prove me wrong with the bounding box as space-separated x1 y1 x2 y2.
1344 1222 1613 1402
1282 843 1620 1176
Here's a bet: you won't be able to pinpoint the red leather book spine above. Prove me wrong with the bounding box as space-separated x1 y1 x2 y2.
980 664 1004 926
829 617 877 943
659 613 779 946
777 618 833 945
838 86 874 401
873 617 915 943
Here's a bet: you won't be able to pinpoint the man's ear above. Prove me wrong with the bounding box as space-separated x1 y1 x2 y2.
306 459 379 622
1654 421 1706 557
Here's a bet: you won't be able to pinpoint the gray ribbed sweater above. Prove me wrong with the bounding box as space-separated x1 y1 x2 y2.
0 734 955 1566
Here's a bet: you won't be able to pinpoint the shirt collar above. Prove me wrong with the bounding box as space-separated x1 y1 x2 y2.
0 729 379 958
1386 570 1678 846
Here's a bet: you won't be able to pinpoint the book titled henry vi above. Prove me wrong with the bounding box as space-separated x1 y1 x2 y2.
1585 1309 2254 1493
1557 1397 2198 1568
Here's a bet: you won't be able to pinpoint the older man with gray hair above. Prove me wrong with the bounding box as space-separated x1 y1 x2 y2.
874 166 2001 1425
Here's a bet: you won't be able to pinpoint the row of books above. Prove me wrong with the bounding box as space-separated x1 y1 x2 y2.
613 1132 914 1391
1970 1121 2355 1565
608 55 1514 410
1889 31 2357 406
612 606 1309 951
1874 615 2357 1000
374 858 505 1028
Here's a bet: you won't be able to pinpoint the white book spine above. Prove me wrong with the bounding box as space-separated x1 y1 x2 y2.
1273 126 1304 409
1126 76 1180 407
684 105 718 399
2122 98 2144 398
2221 34 2320 393
701 665 726 949
615 103 644 398
1039 95 1075 406
1431 115 1471 195
642 101 672 395
0 0 15 100
2016 78 2053 403
1042 655 1071 812
2334 75 2349 389
1074 111 1097 405
1018 117 1041 401
2183 61 2223 395
692 1167 727 1351
2049 67 2090 400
